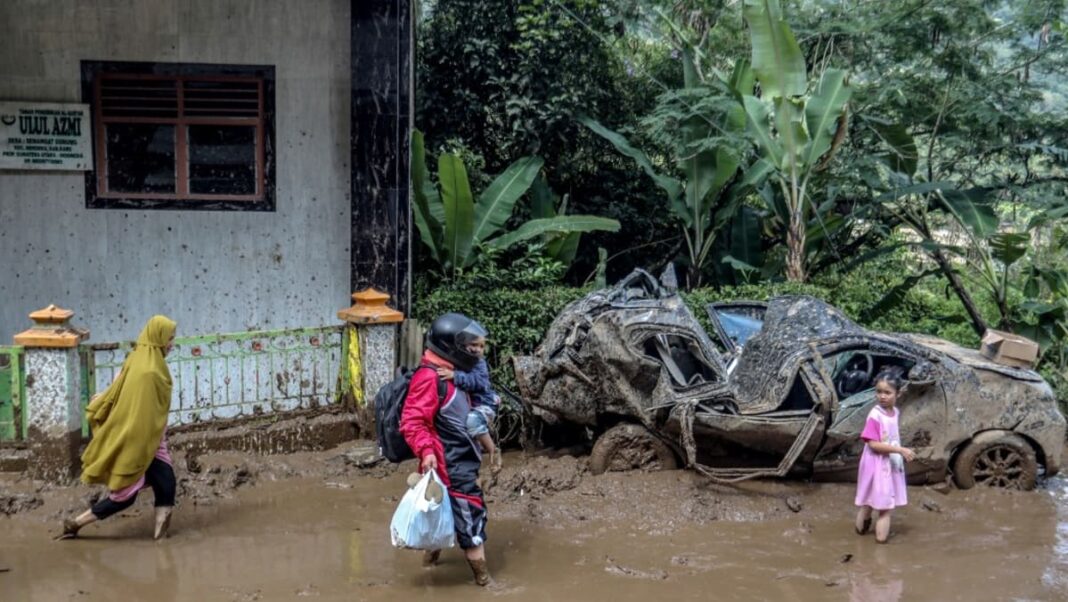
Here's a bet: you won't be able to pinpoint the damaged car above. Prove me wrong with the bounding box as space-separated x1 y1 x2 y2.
512 269 1066 490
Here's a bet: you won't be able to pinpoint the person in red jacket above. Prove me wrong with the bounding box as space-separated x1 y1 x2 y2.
400 313 492 586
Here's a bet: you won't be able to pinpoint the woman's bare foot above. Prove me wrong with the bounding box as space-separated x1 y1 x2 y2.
154 506 173 540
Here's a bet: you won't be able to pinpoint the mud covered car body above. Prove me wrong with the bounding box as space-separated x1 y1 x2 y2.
512 270 1065 488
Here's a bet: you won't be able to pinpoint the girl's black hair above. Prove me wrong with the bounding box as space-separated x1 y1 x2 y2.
872 365 907 391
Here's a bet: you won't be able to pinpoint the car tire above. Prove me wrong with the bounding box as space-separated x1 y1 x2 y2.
952 431 1038 491
589 423 679 475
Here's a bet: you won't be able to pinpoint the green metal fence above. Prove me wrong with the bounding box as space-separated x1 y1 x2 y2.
84 325 346 428
0 345 26 442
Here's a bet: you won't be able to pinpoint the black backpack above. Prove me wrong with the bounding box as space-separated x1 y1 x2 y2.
374 365 447 462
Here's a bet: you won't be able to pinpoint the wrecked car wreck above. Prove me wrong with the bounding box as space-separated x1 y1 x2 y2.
512 269 1066 490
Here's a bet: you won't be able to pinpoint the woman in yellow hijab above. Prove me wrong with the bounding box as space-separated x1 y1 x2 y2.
59 315 178 540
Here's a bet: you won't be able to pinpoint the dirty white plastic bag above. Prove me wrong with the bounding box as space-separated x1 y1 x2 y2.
389 471 456 550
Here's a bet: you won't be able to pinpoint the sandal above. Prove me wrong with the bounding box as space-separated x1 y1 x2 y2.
855 518 871 535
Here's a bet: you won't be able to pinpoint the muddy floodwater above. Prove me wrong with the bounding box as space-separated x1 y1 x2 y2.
2 444 1067 601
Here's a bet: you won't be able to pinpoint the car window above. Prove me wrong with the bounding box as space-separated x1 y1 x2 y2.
718 311 764 348
706 302 767 352
642 333 722 388
825 348 916 400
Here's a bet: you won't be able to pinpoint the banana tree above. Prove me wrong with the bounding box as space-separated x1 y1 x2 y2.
741 0 851 282
579 51 755 288
411 130 620 278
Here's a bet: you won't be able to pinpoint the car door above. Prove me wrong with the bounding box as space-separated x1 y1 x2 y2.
674 354 833 463
814 345 948 484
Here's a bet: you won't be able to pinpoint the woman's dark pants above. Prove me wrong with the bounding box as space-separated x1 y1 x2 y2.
90 458 176 520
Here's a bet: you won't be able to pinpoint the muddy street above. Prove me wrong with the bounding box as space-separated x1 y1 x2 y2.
2 443 1067 601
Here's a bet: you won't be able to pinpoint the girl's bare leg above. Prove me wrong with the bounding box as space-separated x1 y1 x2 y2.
875 509 893 543
477 434 502 472
855 506 872 534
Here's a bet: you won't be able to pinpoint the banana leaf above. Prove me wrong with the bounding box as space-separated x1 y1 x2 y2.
484 216 620 251
802 69 851 169
773 96 808 172
743 0 806 98
546 232 582 266
530 175 555 220
438 153 475 270
742 96 785 169
937 188 998 238
578 115 683 202
473 156 544 243
411 130 443 263
990 232 1030 267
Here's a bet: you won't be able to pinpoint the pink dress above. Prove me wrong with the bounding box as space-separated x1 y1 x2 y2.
854 406 907 510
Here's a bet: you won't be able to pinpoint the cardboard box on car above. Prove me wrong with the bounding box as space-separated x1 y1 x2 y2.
980 329 1039 368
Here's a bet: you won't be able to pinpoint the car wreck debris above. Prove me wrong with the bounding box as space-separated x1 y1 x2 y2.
513 269 1065 490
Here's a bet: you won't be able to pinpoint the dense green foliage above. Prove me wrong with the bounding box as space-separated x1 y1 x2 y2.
415 0 1068 400
417 0 681 280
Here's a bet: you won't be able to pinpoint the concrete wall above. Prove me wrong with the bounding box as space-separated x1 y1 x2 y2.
0 0 352 343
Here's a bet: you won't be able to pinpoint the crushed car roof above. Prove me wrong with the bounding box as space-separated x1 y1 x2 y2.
729 296 869 411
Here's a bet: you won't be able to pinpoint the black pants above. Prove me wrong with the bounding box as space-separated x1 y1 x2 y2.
91 458 176 520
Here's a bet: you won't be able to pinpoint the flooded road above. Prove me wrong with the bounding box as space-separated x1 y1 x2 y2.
2 445 1067 601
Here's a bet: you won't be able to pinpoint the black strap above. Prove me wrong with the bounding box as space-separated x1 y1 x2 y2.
417 363 448 404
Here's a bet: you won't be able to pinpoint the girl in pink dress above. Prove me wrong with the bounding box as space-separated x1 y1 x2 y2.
854 366 915 543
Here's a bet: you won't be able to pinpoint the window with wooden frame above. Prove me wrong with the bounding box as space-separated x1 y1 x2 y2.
82 61 275 211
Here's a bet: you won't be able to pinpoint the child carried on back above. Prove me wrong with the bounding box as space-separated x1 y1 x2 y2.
436 332 502 471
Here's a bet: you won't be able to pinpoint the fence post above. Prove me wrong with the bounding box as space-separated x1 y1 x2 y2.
13 305 89 482
337 289 405 419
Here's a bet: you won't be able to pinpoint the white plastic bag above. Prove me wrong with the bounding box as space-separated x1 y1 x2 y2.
389 471 456 550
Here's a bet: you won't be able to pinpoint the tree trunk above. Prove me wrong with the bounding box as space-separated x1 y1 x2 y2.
785 212 807 282
930 248 988 337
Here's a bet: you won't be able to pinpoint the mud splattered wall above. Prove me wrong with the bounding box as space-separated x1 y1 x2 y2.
0 0 353 343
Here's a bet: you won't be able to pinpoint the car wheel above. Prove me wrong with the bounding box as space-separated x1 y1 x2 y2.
589 423 678 475
952 431 1038 490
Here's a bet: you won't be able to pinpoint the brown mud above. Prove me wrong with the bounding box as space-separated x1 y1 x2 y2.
2 442 1067 601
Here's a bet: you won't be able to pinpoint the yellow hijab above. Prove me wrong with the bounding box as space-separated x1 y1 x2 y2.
80 315 176 490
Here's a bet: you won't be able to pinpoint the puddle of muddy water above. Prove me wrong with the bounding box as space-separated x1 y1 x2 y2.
2 459 1067 601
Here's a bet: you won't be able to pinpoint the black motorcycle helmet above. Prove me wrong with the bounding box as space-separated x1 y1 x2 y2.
426 313 488 371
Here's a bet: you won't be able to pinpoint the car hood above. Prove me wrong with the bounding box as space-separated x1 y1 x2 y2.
902 333 1045 382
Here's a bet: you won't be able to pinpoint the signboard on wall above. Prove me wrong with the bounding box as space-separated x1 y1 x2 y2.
0 101 91 171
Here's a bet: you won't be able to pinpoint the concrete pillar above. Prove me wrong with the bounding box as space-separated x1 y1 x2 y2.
338 289 404 411
350 0 414 313
13 305 89 482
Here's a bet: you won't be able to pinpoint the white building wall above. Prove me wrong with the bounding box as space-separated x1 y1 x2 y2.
0 0 352 343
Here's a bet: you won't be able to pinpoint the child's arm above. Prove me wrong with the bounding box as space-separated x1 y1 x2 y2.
866 440 916 461
453 360 491 394
860 415 915 460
